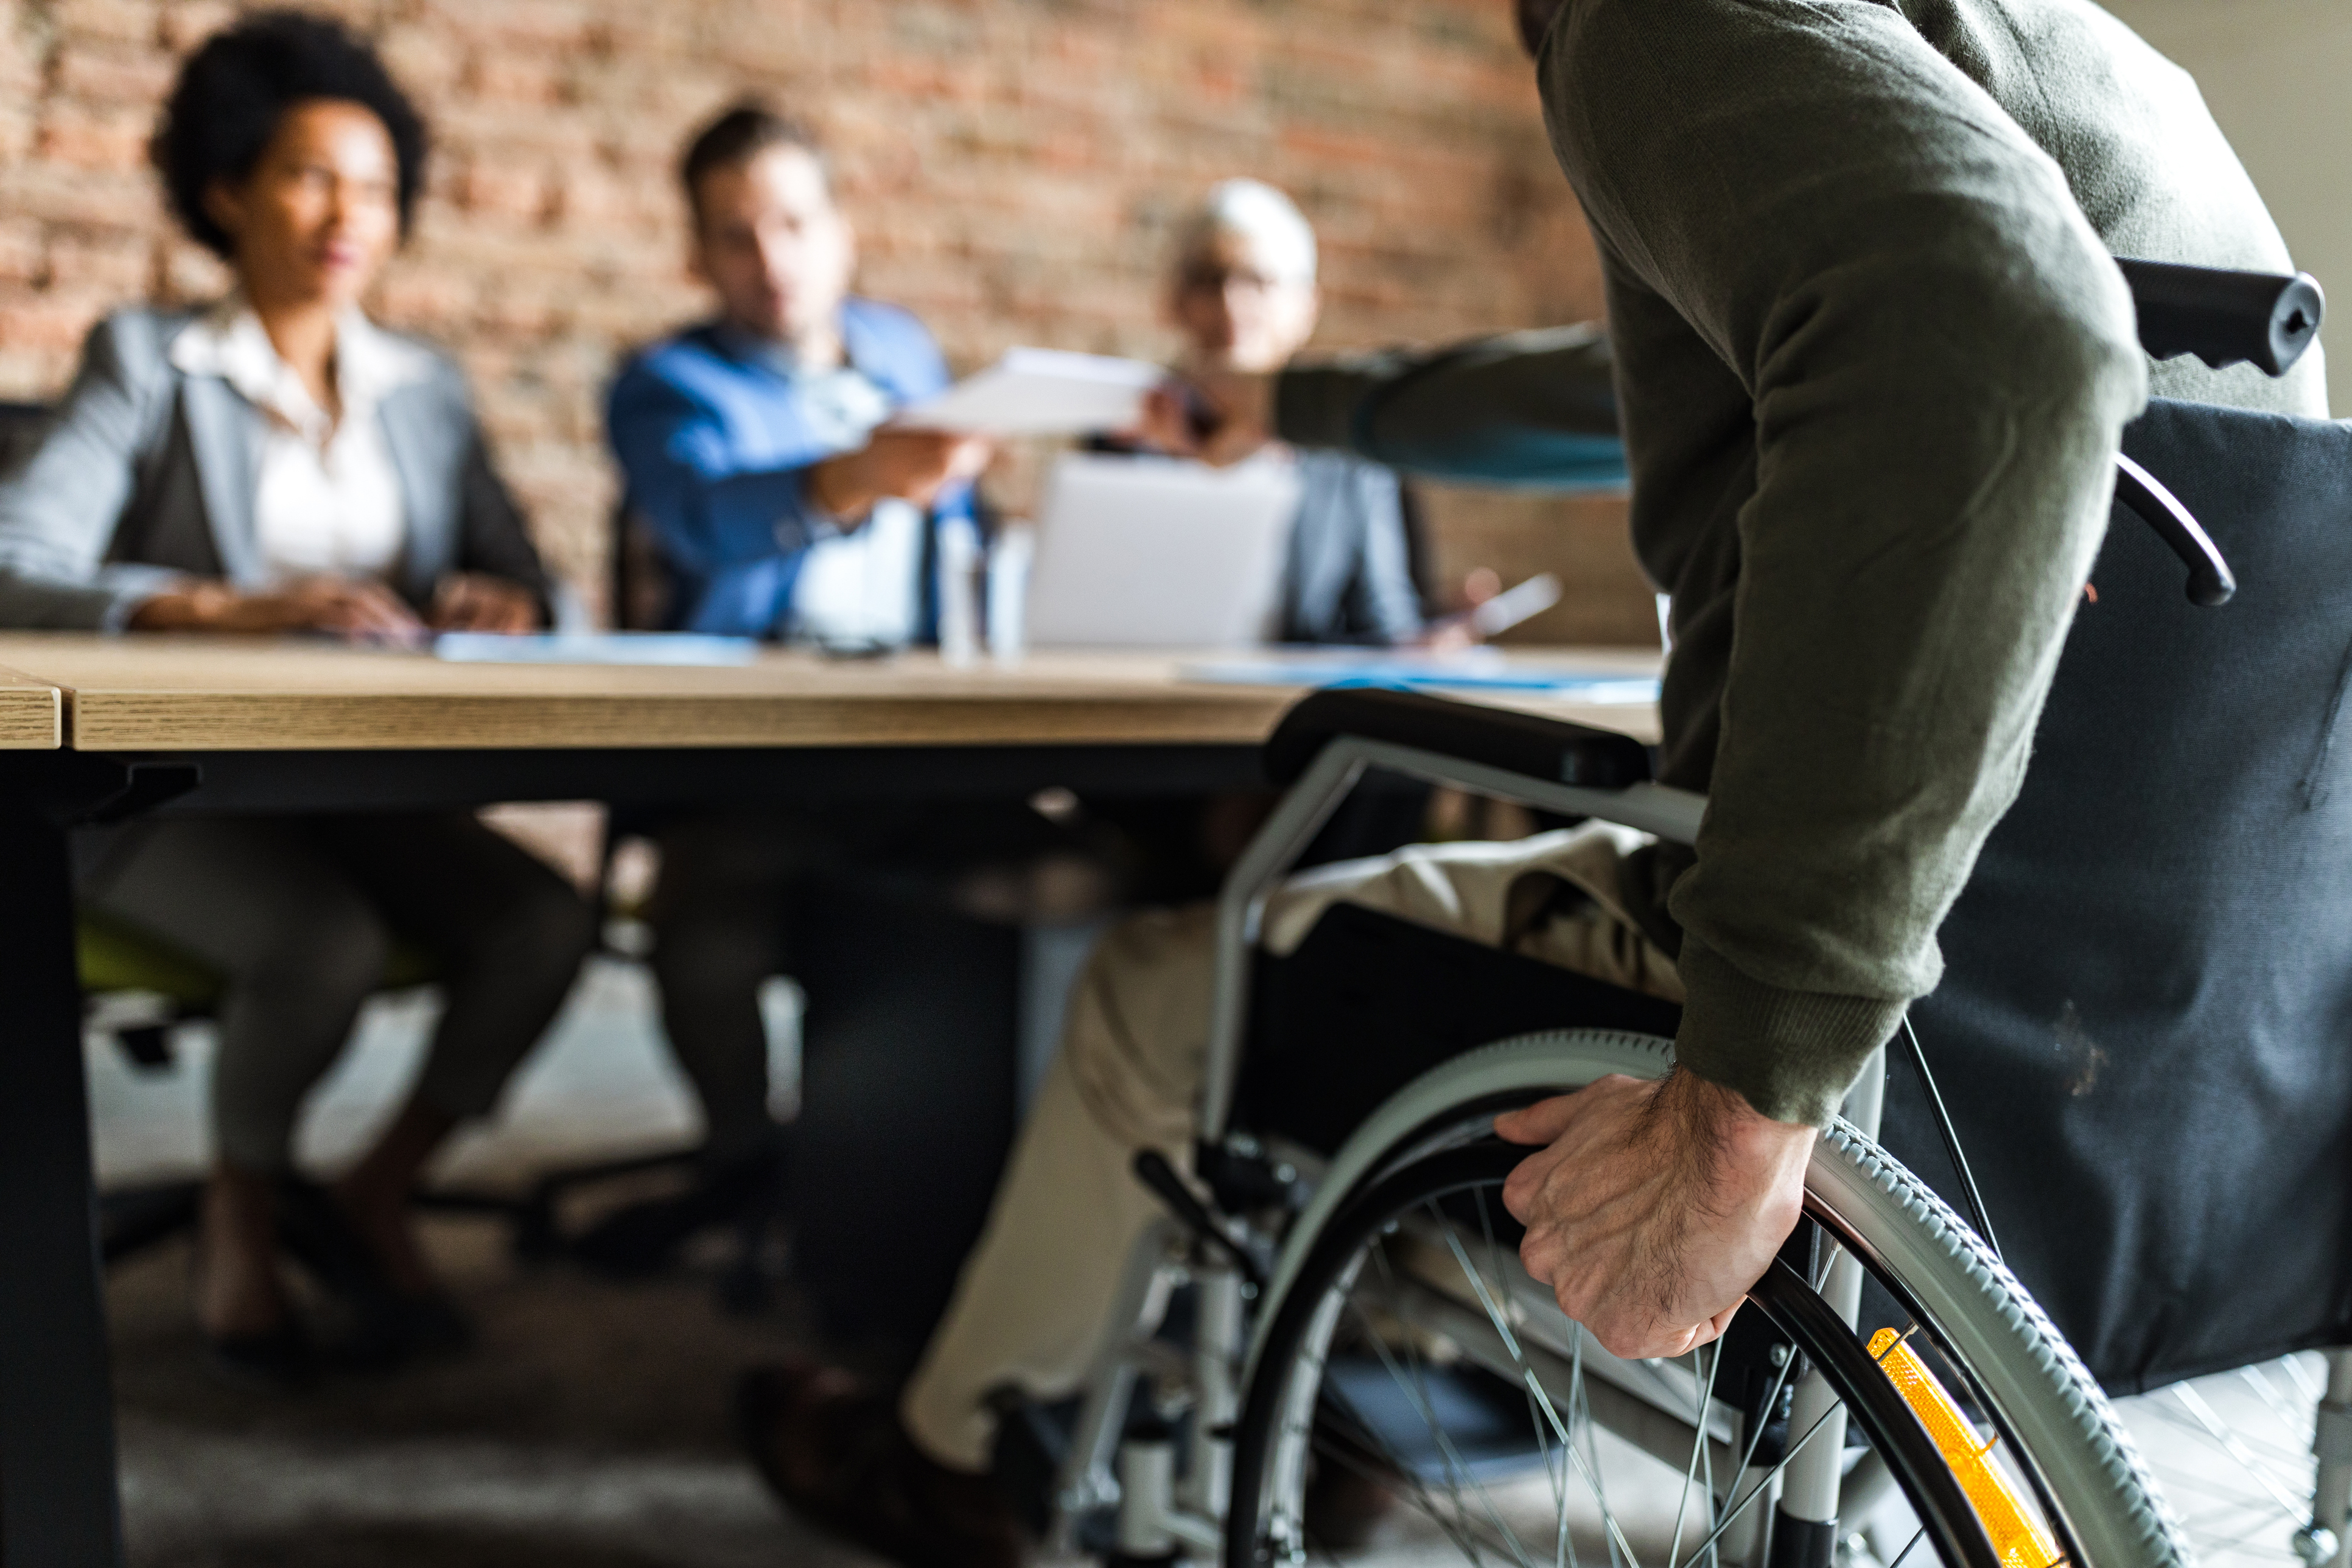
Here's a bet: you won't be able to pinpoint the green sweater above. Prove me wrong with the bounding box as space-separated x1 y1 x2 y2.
1278 0 2328 1125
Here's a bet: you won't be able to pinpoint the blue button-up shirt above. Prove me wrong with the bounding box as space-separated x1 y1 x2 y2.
606 298 974 637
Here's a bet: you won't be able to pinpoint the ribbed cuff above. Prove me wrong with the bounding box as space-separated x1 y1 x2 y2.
1671 933 1905 1127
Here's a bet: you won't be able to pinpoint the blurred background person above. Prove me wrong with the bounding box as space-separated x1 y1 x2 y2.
1128 177 1427 645
593 107 1069 1319
1079 179 1457 903
0 10 596 1381
606 103 991 647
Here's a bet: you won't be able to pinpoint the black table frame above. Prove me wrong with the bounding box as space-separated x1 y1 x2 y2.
0 741 1263 1566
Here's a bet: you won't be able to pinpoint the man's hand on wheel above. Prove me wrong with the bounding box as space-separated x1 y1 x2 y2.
1496 1068 1815 1360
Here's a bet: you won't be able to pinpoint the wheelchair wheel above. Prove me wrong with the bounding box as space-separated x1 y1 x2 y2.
1225 1031 2188 1567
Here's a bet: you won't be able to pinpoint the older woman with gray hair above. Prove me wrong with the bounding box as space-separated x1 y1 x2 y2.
1145 178 1429 645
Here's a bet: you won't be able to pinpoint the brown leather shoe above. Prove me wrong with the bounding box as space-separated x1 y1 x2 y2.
734 1360 1024 1568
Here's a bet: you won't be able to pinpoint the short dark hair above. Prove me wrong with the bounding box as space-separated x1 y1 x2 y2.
150 9 429 261
679 102 825 222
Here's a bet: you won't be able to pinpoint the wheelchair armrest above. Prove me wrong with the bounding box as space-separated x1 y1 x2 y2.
1263 686 1653 789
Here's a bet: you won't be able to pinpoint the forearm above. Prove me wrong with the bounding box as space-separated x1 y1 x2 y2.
0 557 181 632
125 580 242 631
803 450 878 523
1273 326 1625 488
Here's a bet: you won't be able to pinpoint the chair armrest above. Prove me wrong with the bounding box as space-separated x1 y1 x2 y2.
1262 686 1653 789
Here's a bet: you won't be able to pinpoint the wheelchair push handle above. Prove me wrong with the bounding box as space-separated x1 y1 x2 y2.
2116 257 2325 378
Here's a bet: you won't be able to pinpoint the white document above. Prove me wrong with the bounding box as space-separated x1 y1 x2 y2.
1026 452 1302 649
894 347 1166 436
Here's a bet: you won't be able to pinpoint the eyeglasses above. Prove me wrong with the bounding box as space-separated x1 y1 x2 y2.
1177 263 1286 296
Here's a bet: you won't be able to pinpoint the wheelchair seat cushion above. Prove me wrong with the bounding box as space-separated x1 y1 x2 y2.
1235 900 1681 1158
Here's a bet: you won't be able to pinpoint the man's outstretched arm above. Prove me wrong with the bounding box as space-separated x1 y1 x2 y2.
1142 325 1626 489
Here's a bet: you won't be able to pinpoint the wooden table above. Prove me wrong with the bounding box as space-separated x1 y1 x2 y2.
0 634 1659 752
0 660 61 749
0 633 1657 1566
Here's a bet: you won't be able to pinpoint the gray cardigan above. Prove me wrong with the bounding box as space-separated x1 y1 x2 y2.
0 307 555 631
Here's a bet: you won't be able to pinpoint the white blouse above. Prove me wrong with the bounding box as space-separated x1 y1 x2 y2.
168 300 435 584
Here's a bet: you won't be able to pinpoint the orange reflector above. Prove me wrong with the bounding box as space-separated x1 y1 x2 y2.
1867 1327 2062 1568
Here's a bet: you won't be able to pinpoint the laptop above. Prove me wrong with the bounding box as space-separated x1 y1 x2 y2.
1024 452 1303 649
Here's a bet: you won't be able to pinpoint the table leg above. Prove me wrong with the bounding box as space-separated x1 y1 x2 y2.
0 793 124 1566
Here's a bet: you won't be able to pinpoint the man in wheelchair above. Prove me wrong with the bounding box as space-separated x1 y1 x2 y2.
734 0 2329 1562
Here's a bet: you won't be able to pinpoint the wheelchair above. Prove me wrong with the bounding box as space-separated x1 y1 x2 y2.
1021 257 2350 1568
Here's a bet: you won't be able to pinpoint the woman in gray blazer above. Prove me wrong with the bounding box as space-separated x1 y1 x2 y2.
0 12 593 1382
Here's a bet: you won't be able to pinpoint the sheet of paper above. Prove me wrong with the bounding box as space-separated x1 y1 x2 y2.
894 347 1165 436
434 632 760 667
1183 649 1661 703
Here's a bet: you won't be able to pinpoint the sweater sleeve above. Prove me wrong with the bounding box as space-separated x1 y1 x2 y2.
1541 0 2148 1124
1275 325 1626 490
449 409 561 625
0 314 184 631
605 361 822 639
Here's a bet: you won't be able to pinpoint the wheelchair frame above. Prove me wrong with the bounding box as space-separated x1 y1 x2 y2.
1046 723 1894 1561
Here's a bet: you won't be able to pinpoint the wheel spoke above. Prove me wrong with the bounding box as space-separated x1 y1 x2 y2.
2238 1363 2323 1456
1432 1204 1645 1568
1356 1237 1541 1566
1673 1387 1849 1568
1311 1311 1500 1561
2171 1384 2312 1517
1473 1186 1580 1568
1281 1300 1474 1558
1667 1340 1724 1568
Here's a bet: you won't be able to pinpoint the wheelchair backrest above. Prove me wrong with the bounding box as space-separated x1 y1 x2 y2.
1897 396 2352 1395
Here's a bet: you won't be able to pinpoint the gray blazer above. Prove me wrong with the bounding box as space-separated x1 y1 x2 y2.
0 307 555 631
1279 449 1424 646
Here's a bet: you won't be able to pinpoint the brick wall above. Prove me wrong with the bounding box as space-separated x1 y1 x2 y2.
0 0 1657 642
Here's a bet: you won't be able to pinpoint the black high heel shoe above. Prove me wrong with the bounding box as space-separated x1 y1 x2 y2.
273 1177 474 1367
190 1234 313 1390
203 1320 313 1390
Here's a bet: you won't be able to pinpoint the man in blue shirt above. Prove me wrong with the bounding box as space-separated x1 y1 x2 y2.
594 107 1017 1283
608 105 990 643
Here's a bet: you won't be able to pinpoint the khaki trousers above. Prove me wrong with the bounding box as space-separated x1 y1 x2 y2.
901 824 1682 1469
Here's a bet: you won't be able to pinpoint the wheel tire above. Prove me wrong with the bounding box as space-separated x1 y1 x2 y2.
1224 1029 2188 1568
